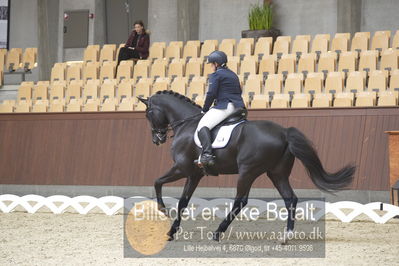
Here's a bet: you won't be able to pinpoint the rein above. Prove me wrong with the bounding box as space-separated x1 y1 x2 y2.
153 112 203 139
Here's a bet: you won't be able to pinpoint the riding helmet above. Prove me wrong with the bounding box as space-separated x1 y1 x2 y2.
207 51 228 66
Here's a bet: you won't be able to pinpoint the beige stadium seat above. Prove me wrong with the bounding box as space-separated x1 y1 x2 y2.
346 71 365 93
0 100 14 113
354 32 371 40
99 44 116 62
240 57 257 76
118 97 134 111
51 63 66 81
239 38 255 49
295 35 311 42
291 93 310 108
82 98 99 112
358 50 378 72
152 77 170 91
66 80 84 103
368 70 386 93
33 83 48 103
304 72 324 94
151 59 167 78
331 37 348 53
314 34 331 41
203 62 214 77
284 73 303 94
152 42 167 49
325 71 344 93
276 36 291 43
168 59 185 78
49 83 65 103
165 44 181 60
273 39 290 56
277 54 296 74
149 44 164 60
83 80 99 103
14 101 31 113
298 53 316 74
259 54 277 76
169 41 183 50
6 48 22 71
371 33 389 52
185 58 202 78
22 48 37 71
250 94 269 109
219 41 235 57
291 38 308 56
390 69 399 92
188 77 206 99
133 60 150 79
338 51 357 73
117 79 133 102
335 33 351 40
31 99 49 112
116 61 133 80
380 49 398 71
100 98 116 111
100 61 117 81
116 44 125 61
65 97 82 112
333 92 354 107
311 38 329 55
183 44 199 59
186 40 201 48
170 77 188 95
318 52 337 73
84 45 100 63
135 78 152 98
227 56 240 74
254 37 272 59
200 40 218 58
236 42 252 58
83 62 100 81
351 35 368 52
392 31 399 49
378 91 397 106
66 63 83 82
264 74 283 95
313 93 332 107
270 93 290 108
100 79 117 103
243 74 262 96
48 98 64 112
355 91 376 107
17 84 32 103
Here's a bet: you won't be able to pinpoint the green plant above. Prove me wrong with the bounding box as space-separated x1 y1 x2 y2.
248 1 273 30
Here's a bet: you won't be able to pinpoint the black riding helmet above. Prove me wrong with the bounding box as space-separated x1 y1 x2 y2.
207 51 228 67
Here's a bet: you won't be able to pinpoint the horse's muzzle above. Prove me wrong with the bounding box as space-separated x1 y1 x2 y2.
152 133 167 145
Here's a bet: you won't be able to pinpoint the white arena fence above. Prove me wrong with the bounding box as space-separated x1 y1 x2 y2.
0 194 398 224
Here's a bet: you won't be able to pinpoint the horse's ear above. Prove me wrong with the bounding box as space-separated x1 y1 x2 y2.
137 96 149 106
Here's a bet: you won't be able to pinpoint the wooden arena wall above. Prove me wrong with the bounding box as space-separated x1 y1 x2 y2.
0 107 398 191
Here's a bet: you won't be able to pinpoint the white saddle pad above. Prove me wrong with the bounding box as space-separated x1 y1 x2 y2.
194 121 245 149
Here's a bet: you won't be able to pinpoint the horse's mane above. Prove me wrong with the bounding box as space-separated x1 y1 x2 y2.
155 90 202 109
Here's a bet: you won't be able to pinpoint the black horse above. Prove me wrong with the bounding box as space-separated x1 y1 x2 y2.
138 90 355 242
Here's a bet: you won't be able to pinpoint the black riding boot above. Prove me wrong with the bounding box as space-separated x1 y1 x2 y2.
198 127 215 166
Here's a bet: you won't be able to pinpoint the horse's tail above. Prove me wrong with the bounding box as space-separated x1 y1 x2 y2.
286 127 355 193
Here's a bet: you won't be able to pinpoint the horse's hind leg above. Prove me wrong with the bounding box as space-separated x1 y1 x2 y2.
154 164 185 214
267 149 298 243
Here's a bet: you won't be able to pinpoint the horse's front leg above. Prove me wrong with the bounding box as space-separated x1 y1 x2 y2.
167 175 202 241
154 164 185 215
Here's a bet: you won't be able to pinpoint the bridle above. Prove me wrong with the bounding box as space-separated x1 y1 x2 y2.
147 100 203 141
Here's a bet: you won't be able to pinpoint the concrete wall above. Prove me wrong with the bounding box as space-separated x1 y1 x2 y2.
199 0 261 41
361 0 399 35
148 0 178 43
273 0 338 37
9 0 38 49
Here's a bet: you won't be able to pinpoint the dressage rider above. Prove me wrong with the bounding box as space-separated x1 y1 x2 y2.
196 51 246 167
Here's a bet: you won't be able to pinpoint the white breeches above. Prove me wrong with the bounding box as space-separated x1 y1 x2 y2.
196 102 237 132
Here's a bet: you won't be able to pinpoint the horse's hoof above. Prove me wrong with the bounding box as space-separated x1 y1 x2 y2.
279 230 293 245
159 207 169 217
212 231 221 242
167 235 174 241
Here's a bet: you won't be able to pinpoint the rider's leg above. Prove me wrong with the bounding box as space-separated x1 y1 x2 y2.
196 103 237 166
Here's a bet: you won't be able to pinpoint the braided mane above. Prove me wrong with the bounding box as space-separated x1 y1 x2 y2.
154 90 202 109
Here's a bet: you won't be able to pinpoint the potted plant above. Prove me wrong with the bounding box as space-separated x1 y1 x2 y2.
241 0 280 42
